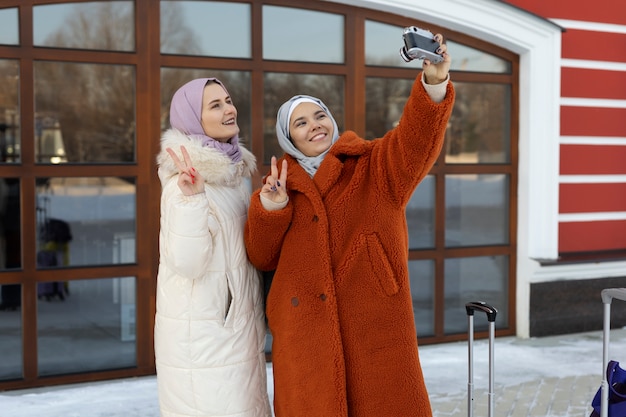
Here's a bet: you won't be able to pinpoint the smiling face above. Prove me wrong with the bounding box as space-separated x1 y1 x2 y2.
289 102 335 157
200 82 239 142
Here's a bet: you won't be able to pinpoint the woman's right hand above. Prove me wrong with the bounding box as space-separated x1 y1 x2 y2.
167 146 205 196
261 156 288 204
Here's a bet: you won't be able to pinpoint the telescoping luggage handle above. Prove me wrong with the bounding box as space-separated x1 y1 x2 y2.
600 288 626 417
466 301 497 417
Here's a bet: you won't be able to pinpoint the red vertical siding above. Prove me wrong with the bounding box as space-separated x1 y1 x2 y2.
560 145 626 175
560 183 626 213
562 67 626 99
561 107 626 137
504 0 626 25
559 220 626 252
562 30 626 62
506 0 626 255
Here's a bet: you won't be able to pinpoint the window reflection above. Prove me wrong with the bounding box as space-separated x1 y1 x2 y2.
161 1 251 58
366 20 423 69
0 8 19 46
34 62 136 163
409 260 435 337
446 82 511 164
161 68 251 148
407 175 435 249
263 73 344 164
0 283 22 381
0 178 21 271
365 20 511 73
0 59 20 163
444 256 508 333
36 177 136 267
263 6 344 63
33 2 134 51
447 41 511 73
37 277 136 376
445 174 509 247
365 77 413 140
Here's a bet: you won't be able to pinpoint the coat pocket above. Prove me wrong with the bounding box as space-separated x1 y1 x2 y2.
364 233 399 296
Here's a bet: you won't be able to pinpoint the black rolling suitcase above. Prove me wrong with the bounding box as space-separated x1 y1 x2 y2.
589 288 626 417
465 301 497 417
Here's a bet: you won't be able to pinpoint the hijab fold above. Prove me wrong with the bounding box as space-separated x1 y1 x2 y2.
276 95 340 177
169 78 242 163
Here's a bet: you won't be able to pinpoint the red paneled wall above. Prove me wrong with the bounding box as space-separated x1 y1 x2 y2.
506 0 626 255
504 0 626 25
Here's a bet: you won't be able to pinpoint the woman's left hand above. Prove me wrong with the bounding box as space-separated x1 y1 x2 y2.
423 33 451 85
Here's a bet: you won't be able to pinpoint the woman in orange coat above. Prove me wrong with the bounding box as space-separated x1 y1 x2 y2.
245 33 454 416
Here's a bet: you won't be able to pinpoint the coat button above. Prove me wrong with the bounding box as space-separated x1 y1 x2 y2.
312 215 319 222
320 294 327 301
291 297 299 307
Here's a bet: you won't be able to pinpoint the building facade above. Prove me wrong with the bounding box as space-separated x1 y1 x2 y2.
0 0 624 391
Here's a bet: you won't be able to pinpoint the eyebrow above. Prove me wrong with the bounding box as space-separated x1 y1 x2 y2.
208 96 230 106
292 109 326 126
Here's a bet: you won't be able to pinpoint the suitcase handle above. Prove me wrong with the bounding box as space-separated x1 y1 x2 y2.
601 288 626 304
465 301 497 322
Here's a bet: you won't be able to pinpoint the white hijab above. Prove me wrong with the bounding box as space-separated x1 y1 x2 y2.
275 95 340 177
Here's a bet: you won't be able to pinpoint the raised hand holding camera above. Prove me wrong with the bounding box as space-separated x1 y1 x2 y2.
400 26 451 85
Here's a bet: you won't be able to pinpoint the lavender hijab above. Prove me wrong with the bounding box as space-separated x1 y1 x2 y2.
169 78 242 163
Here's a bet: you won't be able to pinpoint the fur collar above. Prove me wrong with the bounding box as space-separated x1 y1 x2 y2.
157 129 256 187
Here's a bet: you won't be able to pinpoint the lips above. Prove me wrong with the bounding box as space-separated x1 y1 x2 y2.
309 132 327 142
223 118 236 126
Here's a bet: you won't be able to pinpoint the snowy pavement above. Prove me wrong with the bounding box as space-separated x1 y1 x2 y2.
2 328 625 416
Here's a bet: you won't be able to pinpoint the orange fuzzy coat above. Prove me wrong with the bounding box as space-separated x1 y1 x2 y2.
245 74 455 417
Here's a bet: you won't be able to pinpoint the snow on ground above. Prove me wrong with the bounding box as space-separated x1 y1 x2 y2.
2 328 625 417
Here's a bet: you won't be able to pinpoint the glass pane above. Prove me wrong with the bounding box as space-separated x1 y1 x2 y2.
263 6 344 63
407 175 434 249
36 177 136 267
161 68 251 148
0 8 19 45
365 20 511 73
446 82 511 164
33 2 134 51
263 73 344 165
365 77 413 140
444 256 508 333
0 178 21 270
161 1 251 58
365 20 423 69
0 59 20 163
0 284 22 380
408 260 435 337
445 174 509 247
34 62 136 163
447 41 511 73
37 277 136 376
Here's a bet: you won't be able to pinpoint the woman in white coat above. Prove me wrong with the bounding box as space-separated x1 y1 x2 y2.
155 77 271 417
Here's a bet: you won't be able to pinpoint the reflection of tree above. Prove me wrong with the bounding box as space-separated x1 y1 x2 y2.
44 3 133 51
447 83 508 162
365 78 412 140
34 2 199 163
0 59 19 162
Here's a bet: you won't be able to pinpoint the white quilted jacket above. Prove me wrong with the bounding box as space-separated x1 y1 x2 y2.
155 129 271 417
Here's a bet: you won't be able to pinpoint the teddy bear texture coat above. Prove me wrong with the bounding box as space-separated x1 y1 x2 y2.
245 75 455 417
155 129 271 417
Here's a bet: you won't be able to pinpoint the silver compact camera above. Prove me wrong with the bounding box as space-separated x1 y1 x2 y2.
399 26 443 64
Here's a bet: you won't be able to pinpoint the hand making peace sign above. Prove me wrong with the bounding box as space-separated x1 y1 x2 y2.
166 145 205 196
261 156 288 204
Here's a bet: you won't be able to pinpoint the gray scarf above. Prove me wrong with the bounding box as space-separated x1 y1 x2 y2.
275 95 340 177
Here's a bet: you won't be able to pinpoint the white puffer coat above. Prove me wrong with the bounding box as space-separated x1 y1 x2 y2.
155 129 271 417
